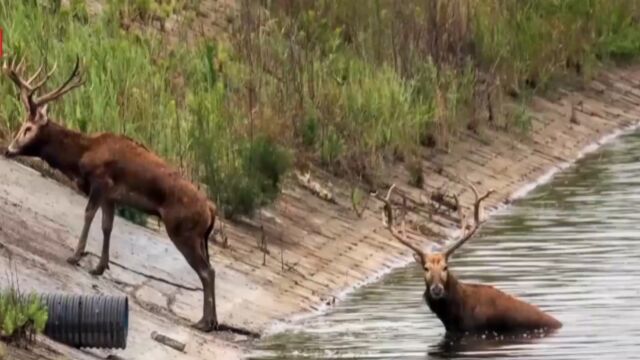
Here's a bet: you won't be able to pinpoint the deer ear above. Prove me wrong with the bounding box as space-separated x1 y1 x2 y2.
35 104 49 125
412 252 423 265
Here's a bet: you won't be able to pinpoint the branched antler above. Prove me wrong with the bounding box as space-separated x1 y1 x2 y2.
379 180 494 261
33 55 84 106
444 181 495 258
2 55 84 111
380 184 426 263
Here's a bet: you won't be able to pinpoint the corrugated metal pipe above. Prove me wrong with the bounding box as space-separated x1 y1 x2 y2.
40 293 129 349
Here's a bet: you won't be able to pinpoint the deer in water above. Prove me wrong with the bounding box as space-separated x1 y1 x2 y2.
2 56 220 332
379 183 562 334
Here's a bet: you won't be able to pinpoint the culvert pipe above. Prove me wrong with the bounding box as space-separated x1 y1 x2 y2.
39 293 129 349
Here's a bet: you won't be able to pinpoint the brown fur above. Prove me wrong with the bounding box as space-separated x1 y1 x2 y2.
2 56 220 332
380 183 562 335
420 253 562 334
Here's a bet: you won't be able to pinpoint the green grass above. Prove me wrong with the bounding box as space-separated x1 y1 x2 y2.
0 0 289 219
113 0 201 24
116 206 148 226
235 0 640 175
0 288 48 345
1 0 640 217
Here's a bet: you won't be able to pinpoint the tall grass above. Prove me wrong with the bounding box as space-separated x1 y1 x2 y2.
234 0 640 176
0 0 289 218
1 0 640 217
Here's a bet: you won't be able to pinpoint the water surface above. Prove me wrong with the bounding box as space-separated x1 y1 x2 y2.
250 131 640 360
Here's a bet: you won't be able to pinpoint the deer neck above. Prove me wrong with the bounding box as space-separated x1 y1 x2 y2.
37 121 91 179
424 273 464 332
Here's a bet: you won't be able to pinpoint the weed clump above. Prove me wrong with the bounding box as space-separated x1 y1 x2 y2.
0 289 48 346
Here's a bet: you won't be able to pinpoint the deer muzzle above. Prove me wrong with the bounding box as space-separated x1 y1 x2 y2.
4 143 19 158
429 284 445 299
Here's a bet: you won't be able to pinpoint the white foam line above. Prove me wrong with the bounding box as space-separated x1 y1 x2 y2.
262 119 640 336
507 122 640 203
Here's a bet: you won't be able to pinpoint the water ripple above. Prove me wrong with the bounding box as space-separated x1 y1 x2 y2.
250 132 640 360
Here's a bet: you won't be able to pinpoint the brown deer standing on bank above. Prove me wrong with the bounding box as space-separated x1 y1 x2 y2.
2 56 220 332
379 183 562 334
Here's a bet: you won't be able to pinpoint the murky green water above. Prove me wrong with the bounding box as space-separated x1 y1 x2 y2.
250 131 640 360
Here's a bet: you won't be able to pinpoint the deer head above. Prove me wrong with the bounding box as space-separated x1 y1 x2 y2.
2 55 84 157
381 182 494 300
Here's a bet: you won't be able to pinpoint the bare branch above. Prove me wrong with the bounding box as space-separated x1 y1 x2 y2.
151 331 186 352
351 187 370 218
430 189 459 212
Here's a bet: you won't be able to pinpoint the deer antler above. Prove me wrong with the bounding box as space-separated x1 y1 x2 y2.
29 63 59 95
379 179 494 261
380 184 426 263
444 181 495 258
3 55 32 109
33 55 84 107
2 55 84 111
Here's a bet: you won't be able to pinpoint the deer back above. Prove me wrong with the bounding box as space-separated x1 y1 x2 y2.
426 276 562 334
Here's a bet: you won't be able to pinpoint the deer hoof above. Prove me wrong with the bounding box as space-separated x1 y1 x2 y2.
89 265 107 276
66 255 81 265
191 318 217 332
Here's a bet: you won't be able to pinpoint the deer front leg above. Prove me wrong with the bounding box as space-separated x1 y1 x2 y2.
66 179 110 265
89 202 115 276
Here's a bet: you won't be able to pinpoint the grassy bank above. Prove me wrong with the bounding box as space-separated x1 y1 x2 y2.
1 0 639 218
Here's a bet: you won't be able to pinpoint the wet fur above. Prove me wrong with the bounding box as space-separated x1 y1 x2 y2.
423 269 562 334
379 183 560 336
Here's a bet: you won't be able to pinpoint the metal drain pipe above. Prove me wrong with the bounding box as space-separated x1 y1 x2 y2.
40 293 129 349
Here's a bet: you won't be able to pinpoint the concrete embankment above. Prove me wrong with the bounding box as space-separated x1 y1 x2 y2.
1 65 640 359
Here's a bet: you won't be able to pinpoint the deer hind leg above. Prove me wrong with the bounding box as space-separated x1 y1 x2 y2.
89 201 115 276
171 234 217 332
67 177 112 266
